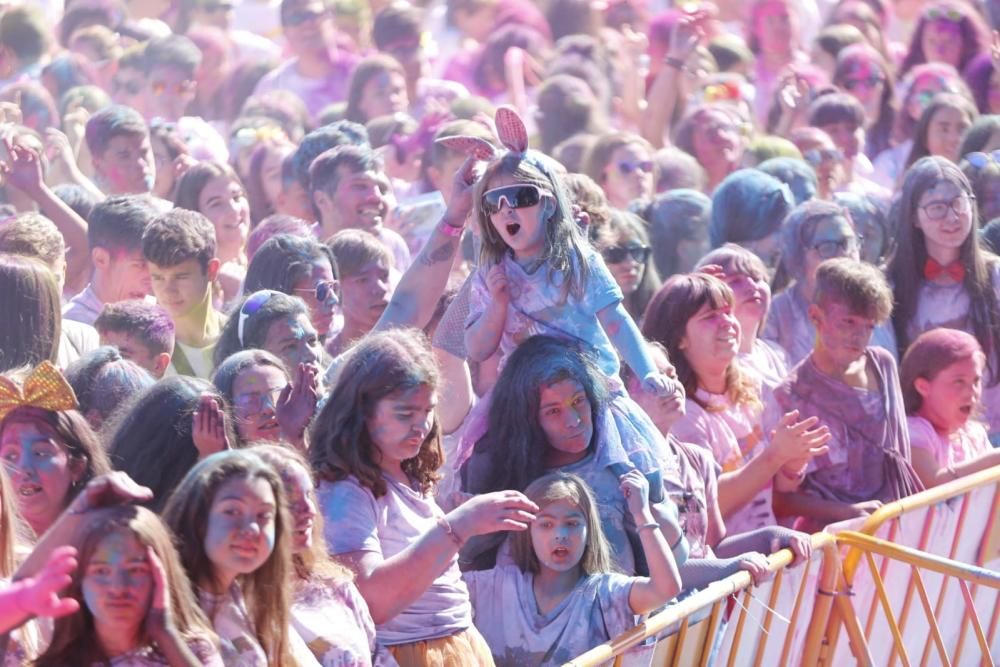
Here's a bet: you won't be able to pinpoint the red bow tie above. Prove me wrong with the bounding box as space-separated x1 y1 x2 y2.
924 258 965 282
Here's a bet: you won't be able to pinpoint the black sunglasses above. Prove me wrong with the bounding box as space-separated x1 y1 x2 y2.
602 245 651 264
481 184 542 216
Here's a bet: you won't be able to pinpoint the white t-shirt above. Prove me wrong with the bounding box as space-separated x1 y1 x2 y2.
318 474 474 646
463 566 635 667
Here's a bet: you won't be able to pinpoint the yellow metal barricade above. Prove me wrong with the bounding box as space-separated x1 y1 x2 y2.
818 465 1000 667
563 533 841 667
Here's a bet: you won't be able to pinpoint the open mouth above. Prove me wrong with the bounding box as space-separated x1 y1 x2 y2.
959 404 973 415
259 419 280 432
552 546 570 559
506 222 521 237
18 483 42 497
358 206 384 226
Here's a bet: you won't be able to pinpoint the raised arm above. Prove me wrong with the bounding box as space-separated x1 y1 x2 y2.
639 14 702 148
621 470 683 614
376 156 475 332
339 491 538 624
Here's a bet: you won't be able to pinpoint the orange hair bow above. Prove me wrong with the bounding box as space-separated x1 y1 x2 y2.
0 361 79 422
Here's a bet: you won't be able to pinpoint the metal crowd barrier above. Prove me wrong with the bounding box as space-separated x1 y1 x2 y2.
562 465 1000 667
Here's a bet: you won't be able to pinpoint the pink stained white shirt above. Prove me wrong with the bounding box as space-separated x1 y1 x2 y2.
906 415 991 471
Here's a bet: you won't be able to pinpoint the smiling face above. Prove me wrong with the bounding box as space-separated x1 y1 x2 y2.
262 313 323 376
915 355 984 432
198 175 250 260
530 498 587 573
366 384 436 475
914 179 973 259
204 475 277 589
538 379 593 468
679 300 742 380
329 167 392 232
231 364 288 443
0 418 83 536
921 18 963 69
485 174 551 262
82 530 152 641
340 260 392 332
602 144 654 209
279 462 317 553
925 106 971 162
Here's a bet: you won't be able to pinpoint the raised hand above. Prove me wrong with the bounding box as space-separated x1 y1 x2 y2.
668 14 702 63
768 410 831 466
619 468 651 517
68 471 154 515
447 490 539 540
1 137 43 196
485 263 510 304
191 394 230 458
276 363 319 446
143 546 176 640
777 72 810 113
446 154 480 226
9 546 80 620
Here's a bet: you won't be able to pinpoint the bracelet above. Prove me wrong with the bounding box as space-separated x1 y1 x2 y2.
670 533 686 552
637 522 660 532
663 56 687 71
437 515 465 548
438 219 465 237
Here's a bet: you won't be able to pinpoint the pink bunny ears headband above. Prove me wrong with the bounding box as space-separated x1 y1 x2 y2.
434 105 560 179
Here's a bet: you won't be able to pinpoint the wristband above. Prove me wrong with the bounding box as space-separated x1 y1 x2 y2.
637 522 659 532
663 56 687 71
437 515 465 548
438 216 465 237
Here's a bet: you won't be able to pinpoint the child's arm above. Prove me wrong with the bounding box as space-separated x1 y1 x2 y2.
912 446 1000 488
465 264 509 362
597 301 663 387
0 546 79 634
620 470 682 615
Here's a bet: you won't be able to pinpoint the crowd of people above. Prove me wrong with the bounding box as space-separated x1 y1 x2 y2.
0 0 999 664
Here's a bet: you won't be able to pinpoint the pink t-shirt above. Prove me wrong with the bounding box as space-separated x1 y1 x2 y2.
671 388 776 535
906 415 991 470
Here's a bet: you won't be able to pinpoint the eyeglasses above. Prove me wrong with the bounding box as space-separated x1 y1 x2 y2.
284 8 327 25
481 184 543 215
237 290 282 346
804 148 844 166
233 384 286 416
963 150 1000 170
113 78 142 96
602 245 651 264
919 194 975 221
292 280 338 304
616 160 654 175
811 237 859 260
926 6 963 22
150 80 195 96
842 75 885 91
201 2 234 13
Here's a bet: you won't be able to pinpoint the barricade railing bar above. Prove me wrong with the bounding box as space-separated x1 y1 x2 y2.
562 465 1000 667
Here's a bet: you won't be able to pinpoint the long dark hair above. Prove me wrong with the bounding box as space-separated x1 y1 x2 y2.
899 0 989 78
309 329 443 498
0 254 61 372
833 44 896 157
213 291 310 368
904 93 979 169
888 156 1000 385
595 209 661 323
243 234 338 295
463 335 609 496
107 376 237 510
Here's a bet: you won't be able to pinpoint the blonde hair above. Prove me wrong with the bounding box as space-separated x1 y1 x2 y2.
509 473 616 576
251 443 353 584
0 467 17 578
